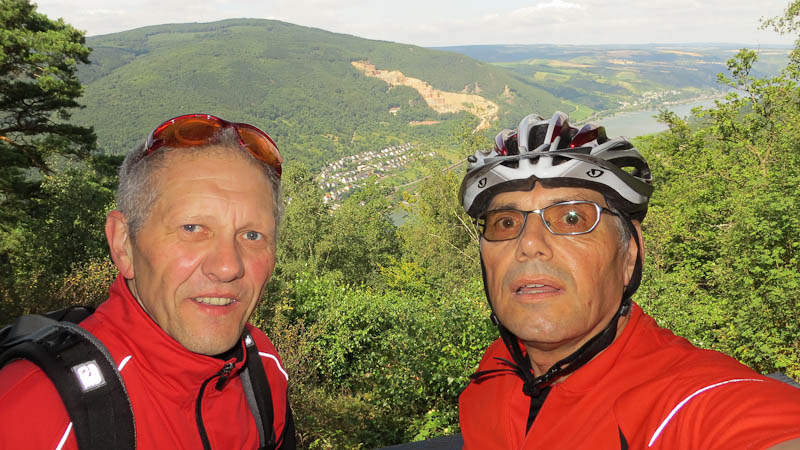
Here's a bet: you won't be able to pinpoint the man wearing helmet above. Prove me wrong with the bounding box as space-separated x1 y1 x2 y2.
458 112 800 449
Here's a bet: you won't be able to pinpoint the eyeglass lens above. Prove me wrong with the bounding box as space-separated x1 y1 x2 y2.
481 202 601 240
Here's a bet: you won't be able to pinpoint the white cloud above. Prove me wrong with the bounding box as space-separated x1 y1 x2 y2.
32 0 795 46
80 9 127 17
534 0 581 10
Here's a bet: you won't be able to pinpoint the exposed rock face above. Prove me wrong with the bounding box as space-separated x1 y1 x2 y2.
503 85 514 102
352 61 498 130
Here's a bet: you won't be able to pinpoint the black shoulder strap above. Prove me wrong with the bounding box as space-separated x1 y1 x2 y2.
766 372 800 389
242 330 277 450
240 330 297 449
281 402 297 450
0 308 136 450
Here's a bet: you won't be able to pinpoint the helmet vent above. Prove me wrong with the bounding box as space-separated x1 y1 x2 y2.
611 156 650 180
500 159 520 169
556 127 573 150
506 136 519 155
531 125 548 150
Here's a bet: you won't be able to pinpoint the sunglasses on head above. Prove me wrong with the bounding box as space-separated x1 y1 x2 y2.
144 114 282 178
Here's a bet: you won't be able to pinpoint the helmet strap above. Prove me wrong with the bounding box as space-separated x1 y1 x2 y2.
621 219 643 302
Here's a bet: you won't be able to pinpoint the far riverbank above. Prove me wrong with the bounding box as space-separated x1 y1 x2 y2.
588 97 720 138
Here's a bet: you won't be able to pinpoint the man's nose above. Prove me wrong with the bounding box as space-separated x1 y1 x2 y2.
204 238 245 282
515 213 554 261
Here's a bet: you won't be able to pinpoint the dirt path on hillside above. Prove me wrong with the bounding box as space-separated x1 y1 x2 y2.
352 61 498 130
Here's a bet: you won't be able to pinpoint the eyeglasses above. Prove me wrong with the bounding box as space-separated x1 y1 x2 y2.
476 200 618 241
144 114 283 178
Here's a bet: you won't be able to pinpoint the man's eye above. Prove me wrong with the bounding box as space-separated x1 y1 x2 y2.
499 217 517 229
491 215 519 230
561 210 584 226
183 224 201 232
244 231 262 241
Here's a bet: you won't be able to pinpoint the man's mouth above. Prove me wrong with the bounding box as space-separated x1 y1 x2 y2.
515 283 559 295
193 297 237 306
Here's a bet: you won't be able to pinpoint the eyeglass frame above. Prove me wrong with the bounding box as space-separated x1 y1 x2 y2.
475 200 619 242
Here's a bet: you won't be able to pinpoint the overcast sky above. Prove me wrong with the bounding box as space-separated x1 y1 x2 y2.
34 0 796 47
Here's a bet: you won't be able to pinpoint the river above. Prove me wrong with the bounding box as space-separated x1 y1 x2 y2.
593 98 719 138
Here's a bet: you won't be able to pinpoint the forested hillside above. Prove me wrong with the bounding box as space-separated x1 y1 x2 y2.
74 19 568 168
2 1 800 449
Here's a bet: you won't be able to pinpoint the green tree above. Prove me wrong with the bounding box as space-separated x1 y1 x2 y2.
255 163 331 324
274 163 331 278
318 180 400 287
268 271 491 449
638 41 800 379
0 0 101 321
396 169 481 293
0 164 116 321
0 0 96 228
393 120 487 292
762 0 800 77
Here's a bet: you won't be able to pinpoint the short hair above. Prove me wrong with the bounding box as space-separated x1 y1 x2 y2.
116 128 283 243
602 196 634 256
612 213 633 255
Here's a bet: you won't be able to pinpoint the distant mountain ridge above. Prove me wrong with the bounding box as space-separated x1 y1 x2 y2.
431 43 789 113
431 43 791 64
75 19 569 167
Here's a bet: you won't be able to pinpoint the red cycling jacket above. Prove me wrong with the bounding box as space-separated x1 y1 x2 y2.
460 303 800 449
0 275 292 449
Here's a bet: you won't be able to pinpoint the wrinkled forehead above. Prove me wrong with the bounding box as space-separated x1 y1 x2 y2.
487 185 608 210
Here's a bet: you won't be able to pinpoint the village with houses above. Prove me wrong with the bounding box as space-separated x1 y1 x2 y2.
316 142 436 207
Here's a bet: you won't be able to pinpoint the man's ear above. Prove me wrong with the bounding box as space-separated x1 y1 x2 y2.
106 210 135 279
623 220 644 286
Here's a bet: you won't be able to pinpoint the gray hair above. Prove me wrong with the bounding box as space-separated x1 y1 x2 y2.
116 127 283 243
613 214 633 255
603 198 633 255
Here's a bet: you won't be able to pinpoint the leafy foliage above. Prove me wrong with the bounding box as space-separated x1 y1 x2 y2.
317 181 400 287
0 163 116 319
261 270 491 449
763 0 800 77
248 149 497 448
638 46 800 379
274 163 331 277
0 0 96 228
395 123 486 293
0 0 109 320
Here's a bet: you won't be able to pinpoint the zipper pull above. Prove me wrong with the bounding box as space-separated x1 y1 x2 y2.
214 362 235 391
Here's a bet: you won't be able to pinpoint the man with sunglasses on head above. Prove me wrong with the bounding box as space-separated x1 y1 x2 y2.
0 114 295 449
458 112 800 449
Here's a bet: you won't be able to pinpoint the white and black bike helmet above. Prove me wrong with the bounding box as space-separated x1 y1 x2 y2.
459 111 653 222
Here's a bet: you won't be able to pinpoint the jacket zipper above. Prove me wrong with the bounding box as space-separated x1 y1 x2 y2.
195 362 235 450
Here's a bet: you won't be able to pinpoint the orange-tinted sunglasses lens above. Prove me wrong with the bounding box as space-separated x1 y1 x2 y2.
237 124 282 176
145 114 282 177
